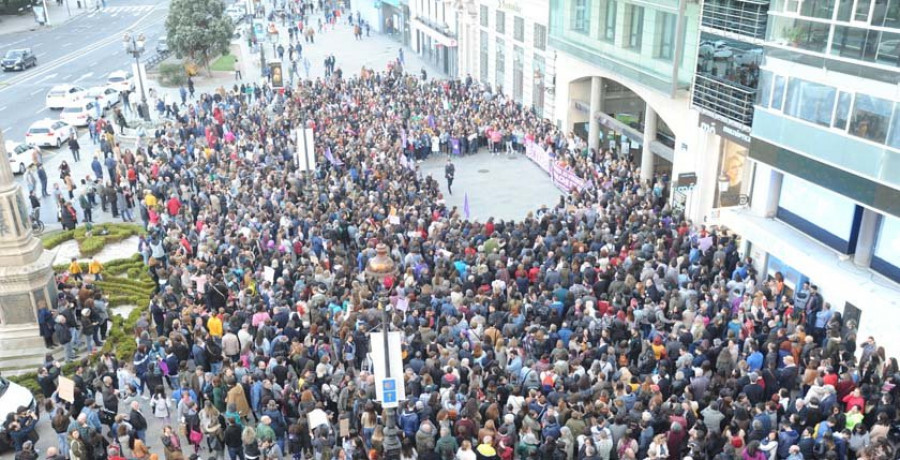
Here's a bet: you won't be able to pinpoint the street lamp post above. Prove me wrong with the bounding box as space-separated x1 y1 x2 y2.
123 32 150 121
380 300 402 460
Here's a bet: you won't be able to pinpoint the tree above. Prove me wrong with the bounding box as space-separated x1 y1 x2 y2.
165 0 234 76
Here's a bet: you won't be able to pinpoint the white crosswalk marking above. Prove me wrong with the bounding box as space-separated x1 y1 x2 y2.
89 5 154 16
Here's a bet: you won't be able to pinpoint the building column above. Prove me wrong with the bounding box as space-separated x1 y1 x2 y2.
750 164 783 218
641 106 657 182
588 76 602 152
853 208 881 267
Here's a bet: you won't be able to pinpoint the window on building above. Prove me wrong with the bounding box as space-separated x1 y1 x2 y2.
855 0 872 22
757 71 773 108
799 0 837 19
831 26 900 68
872 0 900 27
602 0 617 42
480 5 489 27
533 54 546 116
513 46 524 103
771 75 786 110
887 104 900 148
656 12 677 60
514 16 525 42
480 30 490 82
626 5 644 50
849 93 893 143
496 37 506 91
784 78 837 127
572 0 590 33
496 10 506 34
833 91 852 130
534 24 547 50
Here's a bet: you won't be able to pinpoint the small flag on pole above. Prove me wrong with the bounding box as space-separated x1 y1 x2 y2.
463 192 471 220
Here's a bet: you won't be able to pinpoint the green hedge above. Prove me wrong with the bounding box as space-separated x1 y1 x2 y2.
42 223 144 257
9 256 152 399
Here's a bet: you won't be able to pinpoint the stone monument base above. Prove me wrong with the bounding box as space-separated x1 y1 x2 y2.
0 249 58 373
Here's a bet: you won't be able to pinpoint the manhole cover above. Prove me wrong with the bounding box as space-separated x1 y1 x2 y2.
478 169 490 173
508 156 518 160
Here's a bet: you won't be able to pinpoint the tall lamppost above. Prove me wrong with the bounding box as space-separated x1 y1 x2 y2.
123 32 150 121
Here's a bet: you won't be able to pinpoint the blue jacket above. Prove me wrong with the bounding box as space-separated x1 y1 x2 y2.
398 410 419 437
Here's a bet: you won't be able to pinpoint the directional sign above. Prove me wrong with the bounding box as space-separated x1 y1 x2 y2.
382 378 397 404
370 331 405 408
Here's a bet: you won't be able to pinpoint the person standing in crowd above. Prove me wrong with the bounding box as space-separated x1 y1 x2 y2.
444 158 455 195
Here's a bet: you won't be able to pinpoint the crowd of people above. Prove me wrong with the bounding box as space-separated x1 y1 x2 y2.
11 45 900 460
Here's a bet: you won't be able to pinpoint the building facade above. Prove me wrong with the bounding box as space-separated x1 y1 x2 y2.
548 0 701 182
457 0 552 115
709 0 900 357
409 0 460 75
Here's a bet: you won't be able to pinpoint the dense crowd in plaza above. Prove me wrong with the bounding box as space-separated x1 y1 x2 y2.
9 47 900 460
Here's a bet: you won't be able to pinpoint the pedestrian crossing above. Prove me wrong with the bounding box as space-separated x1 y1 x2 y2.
87 5 154 17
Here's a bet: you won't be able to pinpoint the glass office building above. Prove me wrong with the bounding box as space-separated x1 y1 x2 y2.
715 0 900 356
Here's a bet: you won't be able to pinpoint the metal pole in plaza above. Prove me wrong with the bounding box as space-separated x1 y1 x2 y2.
381 301 401 460
123 32 151 121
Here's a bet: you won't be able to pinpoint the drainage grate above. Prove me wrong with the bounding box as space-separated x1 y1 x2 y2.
477 169 490 173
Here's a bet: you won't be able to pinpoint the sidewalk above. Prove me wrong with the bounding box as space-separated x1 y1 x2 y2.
0 0 88 36
143 10 446 107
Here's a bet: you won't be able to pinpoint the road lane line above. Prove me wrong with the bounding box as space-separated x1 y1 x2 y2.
74 72 94 83
35 73 58 83
35 108 46 115
2 128 10 133
30 88 44 96
0 106 6 112
0 8 160 93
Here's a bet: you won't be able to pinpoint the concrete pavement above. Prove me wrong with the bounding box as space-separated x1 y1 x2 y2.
0 0 88 37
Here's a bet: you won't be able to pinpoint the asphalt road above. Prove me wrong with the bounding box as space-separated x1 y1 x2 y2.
0 0 169 229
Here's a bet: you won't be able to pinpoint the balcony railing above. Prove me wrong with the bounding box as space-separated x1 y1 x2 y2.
701 0 769 40
692 73 756 126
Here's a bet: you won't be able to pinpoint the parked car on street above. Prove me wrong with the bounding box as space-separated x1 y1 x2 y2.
60 99 99 127
84 86 120 110
156 37 168 54
25 119 73 148
106 70 134 92
45 84 85 110
4 141 41 174
0 48 37 71
0 377 38 452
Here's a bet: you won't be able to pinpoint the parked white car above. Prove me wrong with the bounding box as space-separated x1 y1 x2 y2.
84 86 120 110
0 377 38 452
4 141 40 174
25 119 73 148
45 84 85 110
106 70 134 92
60 99 99 127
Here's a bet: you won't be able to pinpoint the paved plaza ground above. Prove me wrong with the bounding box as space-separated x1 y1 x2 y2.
420 153 563 222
